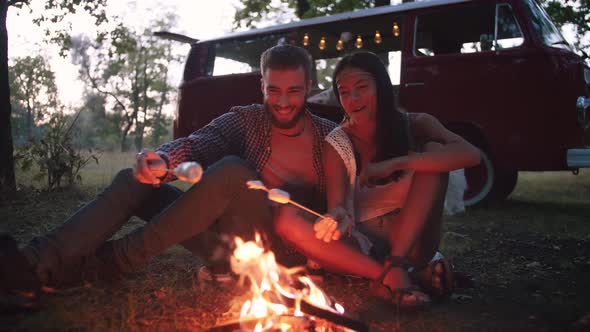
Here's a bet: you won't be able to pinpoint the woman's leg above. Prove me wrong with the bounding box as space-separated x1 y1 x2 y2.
387 142 449 267
274 206 431 308
369 142 449 293
274 206 383 280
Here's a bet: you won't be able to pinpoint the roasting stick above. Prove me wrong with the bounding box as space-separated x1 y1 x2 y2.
246 180 327 220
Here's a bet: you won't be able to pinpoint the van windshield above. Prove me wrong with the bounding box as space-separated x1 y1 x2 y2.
210 14 404 88
522 0 571 51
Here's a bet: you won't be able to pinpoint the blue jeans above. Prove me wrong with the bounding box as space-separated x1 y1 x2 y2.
23 156 273 286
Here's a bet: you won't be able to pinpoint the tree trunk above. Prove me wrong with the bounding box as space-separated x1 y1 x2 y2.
120 124 131 152
135 46 148 152
374 0 390 6
134 115 145 151
0 0 16 199
295 0 310 18
153 79 168 147
153 105 162 146
25 102 32 140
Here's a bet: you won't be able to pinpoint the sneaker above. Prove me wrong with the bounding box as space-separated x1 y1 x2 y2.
196 265 235 286
0 233 42 311
66 241 124 287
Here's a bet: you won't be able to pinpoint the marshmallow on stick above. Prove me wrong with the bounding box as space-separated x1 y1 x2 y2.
246 180 326 219
172 162 203 183
150 161 203 183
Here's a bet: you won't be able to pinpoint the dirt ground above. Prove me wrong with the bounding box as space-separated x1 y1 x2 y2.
0 171 589 331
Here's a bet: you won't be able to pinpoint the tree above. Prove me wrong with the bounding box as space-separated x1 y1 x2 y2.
73 92 121 151
234 0 393 28
0 0 107 199
541 0 590 57
9 55 59 141
71 17 179 152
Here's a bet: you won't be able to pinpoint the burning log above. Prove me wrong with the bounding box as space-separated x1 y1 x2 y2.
207 234 374 332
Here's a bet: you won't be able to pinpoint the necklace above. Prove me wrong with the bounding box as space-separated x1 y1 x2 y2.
277 120 305 138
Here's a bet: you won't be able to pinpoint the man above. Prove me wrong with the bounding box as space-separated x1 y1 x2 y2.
0 44 336 309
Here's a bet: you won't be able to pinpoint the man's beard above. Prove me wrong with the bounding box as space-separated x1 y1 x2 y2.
265 101 306 129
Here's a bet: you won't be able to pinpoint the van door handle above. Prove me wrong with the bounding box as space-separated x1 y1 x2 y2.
404 82 425 87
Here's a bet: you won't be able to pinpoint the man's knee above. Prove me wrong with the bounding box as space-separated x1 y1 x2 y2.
100 168 139 197
98 168 154 210
112 168 135 186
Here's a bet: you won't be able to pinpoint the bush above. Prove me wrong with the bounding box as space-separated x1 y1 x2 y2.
14 112 98 191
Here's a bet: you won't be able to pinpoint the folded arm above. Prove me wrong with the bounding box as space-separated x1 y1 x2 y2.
314 141 354 242
367 113 480 180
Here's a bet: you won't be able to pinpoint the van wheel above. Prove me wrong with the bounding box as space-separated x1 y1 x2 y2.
463 148 518 206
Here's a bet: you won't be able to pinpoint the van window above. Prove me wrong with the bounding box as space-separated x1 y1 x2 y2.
415 3 523 56
521 0 571 51
209 14 404 86
314 51 401 89
315 58 341 90
496 4 524 49
212 34 288 76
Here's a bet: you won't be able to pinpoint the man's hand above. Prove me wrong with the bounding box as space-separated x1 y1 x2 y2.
313 206 353 243
134 149 167 185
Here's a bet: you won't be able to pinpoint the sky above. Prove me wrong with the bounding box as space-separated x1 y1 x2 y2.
7 0 243 108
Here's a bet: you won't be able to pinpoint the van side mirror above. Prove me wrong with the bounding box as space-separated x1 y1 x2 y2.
479 34 493 52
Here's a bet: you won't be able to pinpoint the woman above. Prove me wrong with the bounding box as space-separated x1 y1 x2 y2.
273 52 480 310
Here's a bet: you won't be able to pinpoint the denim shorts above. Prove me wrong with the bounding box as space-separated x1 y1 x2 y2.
355 208 401 263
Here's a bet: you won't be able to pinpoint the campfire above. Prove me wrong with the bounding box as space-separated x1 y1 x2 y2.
207 233 369 332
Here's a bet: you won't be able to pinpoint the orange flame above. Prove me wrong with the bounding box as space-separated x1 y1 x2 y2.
231 233 346 331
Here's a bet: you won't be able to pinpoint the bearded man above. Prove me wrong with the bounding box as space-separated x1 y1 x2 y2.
0 45 336 309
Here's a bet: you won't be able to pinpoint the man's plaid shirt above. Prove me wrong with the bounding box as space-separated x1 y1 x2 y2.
156 104 337 201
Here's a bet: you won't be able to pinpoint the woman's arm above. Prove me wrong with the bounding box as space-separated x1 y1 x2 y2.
314 141 354 242
324 141 349 211
368 113 480 179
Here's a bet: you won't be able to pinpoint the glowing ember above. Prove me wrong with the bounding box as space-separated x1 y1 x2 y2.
230 234 349 331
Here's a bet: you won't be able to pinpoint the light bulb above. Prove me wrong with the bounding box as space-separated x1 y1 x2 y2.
319 36 326 50
355 35 363 49
336 39 344 51
393 22 400 37
303 34 310 47
374 30 382 44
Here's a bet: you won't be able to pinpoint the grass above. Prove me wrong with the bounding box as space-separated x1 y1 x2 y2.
79 151 137 193
2 152 590 331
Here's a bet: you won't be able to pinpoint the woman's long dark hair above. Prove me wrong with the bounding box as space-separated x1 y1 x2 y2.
332 51 409 162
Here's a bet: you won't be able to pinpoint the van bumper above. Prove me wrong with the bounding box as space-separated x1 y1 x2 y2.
567 148 590 168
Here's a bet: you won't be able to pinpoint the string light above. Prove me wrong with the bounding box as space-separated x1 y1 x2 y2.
303 34 310 47
319 36 326 50
393 22 400 37
336 39 344 51
374 30 382 44
355 35 363 49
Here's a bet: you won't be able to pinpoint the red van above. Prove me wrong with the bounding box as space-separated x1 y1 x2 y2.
168 0 590 205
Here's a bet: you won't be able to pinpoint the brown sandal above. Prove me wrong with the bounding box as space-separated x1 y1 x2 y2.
370 256 431 312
